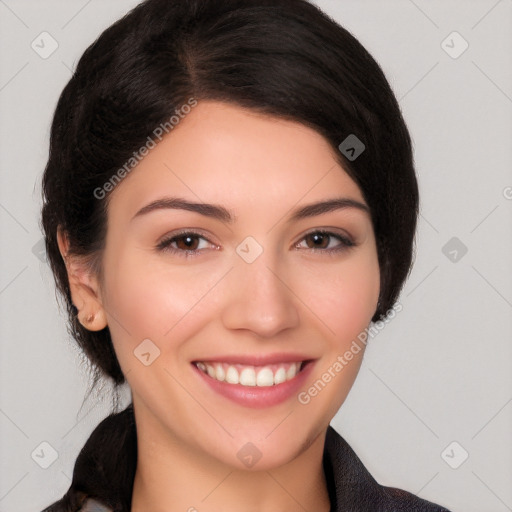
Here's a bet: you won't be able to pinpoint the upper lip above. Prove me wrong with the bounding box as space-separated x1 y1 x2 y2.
192 353 315 366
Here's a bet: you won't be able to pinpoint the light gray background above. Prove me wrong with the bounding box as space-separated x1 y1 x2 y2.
1 1 511 511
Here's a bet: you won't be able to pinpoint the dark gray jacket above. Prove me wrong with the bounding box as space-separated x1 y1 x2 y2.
42 404 452 512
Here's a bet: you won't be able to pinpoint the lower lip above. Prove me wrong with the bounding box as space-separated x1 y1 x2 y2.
192 361 315 409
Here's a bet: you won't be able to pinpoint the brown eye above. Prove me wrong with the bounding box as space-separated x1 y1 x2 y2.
295 230 355 254
156 231 215 256
174 234 200 251
304 232 330 249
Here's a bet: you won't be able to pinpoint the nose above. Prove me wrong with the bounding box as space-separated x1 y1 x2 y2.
220 254 300 338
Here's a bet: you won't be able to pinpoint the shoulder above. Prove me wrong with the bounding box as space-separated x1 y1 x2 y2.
379 485 452 511
324 426 452 511
78 498 113 512
41 495 112 512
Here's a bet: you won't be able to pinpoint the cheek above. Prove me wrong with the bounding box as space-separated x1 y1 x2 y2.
101 250 224 365
335 263 380 335
293 253 379 419
295 251 380 345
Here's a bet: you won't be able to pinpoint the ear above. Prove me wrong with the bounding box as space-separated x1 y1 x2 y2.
57 226 108 331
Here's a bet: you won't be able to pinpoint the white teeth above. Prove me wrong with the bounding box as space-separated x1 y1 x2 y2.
256 367 274 387
206 364 216 379
215 364 225 382
196 361 304 387
287 363 298 380
274 367 287 385
239 368 256 386
225 365 239 384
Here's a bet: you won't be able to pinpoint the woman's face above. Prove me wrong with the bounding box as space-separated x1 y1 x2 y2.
96 100 380 469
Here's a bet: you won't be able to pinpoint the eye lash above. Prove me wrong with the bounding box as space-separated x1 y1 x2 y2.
156 230 214 257
295 229 356 256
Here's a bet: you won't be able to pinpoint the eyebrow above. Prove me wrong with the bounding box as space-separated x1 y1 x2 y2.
131 196 370 223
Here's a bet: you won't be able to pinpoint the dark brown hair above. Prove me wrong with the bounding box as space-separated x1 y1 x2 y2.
41 0 418 390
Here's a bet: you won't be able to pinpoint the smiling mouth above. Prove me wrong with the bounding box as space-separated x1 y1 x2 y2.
193 361 308 387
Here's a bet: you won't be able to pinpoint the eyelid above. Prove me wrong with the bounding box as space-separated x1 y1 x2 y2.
156 229 219 254
292 227 355 248
296 234 355 258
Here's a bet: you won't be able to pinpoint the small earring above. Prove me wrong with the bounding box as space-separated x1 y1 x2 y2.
79 312 95 326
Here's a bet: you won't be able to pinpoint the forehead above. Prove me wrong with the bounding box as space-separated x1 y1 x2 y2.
106 100 366 217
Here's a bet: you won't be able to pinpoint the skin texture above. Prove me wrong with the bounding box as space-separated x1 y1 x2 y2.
58 101 380 512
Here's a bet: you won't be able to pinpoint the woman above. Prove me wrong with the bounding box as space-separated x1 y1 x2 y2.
40 0 452 510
